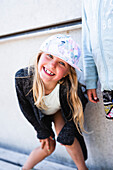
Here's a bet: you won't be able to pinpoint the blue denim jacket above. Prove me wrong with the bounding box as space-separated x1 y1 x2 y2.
15 67 88 160
82 0 113 91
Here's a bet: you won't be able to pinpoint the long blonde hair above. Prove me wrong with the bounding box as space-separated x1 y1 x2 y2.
33 52 84 132
68 66 84 132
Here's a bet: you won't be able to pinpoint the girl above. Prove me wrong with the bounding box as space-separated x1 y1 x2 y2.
15 34 88 170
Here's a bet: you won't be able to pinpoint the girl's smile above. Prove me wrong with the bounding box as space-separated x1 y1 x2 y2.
43 67 55 76
38 52 69 89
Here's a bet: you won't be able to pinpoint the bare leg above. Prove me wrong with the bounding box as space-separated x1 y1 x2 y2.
65 139 88 170
53 110 88 170
22 139 56 170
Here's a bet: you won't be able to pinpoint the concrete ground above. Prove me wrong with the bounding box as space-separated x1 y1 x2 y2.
0 147 76 170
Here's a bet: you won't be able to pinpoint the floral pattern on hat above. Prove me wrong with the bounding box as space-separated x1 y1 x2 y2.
40 34 81 71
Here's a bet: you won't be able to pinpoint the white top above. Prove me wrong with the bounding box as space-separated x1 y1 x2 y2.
42 83 61 115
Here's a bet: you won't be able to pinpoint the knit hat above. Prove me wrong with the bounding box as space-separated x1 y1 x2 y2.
40 34 81 71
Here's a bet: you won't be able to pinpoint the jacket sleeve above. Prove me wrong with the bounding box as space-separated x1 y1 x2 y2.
78 82 88 111
82 0 98 89
15 75 51 139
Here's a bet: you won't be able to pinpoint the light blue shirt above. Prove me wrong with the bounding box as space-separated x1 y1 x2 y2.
82 0 113 91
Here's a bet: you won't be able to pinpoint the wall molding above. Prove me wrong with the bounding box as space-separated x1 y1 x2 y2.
0 19 82 42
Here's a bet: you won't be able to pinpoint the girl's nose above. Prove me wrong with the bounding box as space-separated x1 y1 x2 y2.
49 60 57 68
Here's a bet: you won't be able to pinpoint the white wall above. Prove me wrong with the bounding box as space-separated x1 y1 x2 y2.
0 0 81 36
1 0 113 169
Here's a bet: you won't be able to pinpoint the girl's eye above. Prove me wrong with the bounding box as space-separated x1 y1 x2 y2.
59 61 65 66
48 54 53 58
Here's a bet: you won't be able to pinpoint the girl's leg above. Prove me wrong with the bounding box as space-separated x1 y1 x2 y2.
22 139 56 170
53 110 88 170
65 138 88 170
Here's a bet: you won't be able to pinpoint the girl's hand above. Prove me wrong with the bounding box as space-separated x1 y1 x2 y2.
39 136 54 151
87 89 99 103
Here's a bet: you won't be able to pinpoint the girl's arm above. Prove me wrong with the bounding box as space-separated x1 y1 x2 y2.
15 76 51 140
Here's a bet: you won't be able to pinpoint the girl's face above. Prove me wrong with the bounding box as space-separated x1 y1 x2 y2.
38 52 69 87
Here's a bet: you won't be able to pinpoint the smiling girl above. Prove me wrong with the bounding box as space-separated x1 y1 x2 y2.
15 34 88 170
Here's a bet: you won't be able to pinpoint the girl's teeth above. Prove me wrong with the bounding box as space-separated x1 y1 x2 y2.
45 68 54 75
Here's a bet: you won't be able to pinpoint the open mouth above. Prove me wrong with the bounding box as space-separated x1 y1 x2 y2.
43 67 55 76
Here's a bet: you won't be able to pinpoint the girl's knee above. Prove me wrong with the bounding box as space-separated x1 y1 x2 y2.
44 146 56 156
48 146 56 156
43 141 56 156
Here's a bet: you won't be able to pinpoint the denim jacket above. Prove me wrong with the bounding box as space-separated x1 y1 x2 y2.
82 0 113 91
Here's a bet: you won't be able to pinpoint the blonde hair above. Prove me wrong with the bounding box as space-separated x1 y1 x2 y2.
68 67 84 132
33 51 47 110
33 52 84 133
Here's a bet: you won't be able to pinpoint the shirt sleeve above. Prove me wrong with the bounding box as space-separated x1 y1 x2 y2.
15 75 51 139
82 0 98 89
